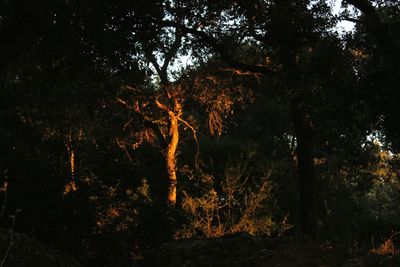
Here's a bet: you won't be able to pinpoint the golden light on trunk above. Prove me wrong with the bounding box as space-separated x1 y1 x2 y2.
166 100 182 205
156 96 182 205
64 137 77 195
70 149 75 181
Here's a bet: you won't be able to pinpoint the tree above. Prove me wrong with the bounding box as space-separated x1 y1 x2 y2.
156 0 341 234
344 0 400 151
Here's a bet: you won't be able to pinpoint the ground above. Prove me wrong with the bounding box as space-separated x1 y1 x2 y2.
0 228 81 267
142 232 400 267
0 228 398 266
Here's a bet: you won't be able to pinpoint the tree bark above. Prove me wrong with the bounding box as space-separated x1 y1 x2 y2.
65 141 77 194
156 94 182 205
274 0 317 234
165 99 181 204
290 100 316 234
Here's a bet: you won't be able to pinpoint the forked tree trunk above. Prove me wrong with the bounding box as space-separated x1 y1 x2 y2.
149 26 183 205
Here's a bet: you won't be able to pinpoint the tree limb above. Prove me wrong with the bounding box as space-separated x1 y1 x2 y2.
116 97 167 148
344 0 398 52
162 21 276 76
160 27 182 84
155 98 170 112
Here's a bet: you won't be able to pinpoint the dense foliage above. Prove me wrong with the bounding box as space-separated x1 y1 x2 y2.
0 0 399 266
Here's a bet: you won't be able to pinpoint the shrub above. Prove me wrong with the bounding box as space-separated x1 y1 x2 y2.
177 161 291 238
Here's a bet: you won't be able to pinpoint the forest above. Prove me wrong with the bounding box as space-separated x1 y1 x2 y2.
0 0 399 266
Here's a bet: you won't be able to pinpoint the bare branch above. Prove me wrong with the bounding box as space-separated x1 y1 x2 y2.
177 116 201 166
116 138 134 162
155 98 170 112
116 97 131 108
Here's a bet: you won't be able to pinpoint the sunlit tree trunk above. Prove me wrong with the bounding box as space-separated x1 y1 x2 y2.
142 25 183 205
65 145 77 194
69 148 75 181
65 131 77 194
165 102 180 204
156 91 182 205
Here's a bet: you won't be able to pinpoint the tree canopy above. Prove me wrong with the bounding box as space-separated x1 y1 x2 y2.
0 0 399 266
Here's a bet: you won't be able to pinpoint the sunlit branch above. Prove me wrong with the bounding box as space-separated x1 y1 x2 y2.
155 98 170 112
116 97 130 108
115 138 134 162
177 116 201 169
123 118 133 131
219 67 262 84
116 97 167 148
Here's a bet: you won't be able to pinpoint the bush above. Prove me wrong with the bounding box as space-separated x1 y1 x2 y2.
177 160 291 238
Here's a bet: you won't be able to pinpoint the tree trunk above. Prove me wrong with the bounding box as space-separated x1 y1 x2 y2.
166 112 179 204
290 100 316 234
160 97 182 205
65 142 77 195
275 0 317 233
70 148 75 182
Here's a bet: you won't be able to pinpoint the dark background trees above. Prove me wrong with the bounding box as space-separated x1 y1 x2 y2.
0 0 399 266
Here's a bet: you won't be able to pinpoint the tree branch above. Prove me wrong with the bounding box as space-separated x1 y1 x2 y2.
177 116 202 172
344 0 398 52
145 51 162 77
340 16 359 23
116 97 167 148
155 98 170 112
162 21 276 76
160 27 182 84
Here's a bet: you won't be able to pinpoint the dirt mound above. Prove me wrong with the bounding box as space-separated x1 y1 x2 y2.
0 228 81 267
